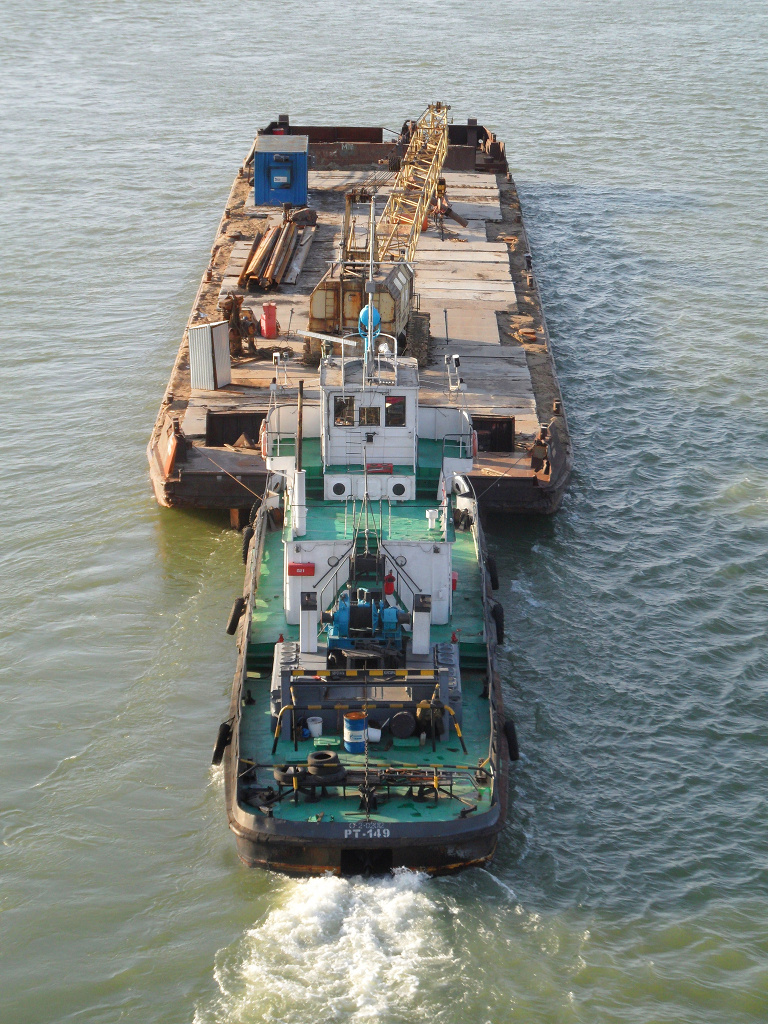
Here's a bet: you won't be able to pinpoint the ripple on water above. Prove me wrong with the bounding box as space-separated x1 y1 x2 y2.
2 2 768 1023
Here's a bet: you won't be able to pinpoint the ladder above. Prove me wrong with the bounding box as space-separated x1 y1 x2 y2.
375 103 449 264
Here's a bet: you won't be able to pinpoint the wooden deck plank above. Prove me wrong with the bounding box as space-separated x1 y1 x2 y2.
449 200 502 222
414 264 513 282
413 249 509 263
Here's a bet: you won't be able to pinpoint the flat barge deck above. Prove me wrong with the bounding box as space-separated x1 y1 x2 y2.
147 114 571 520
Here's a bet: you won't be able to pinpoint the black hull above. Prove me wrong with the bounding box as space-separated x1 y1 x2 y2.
229 817 501 877
469 467 568 515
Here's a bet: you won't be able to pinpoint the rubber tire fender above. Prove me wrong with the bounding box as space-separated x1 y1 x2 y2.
242 526 254 564
226 596 247 635
273 764 308 787
486 554 499 591
248 499 262 526
503 719 520 761
307 750 339 768
491 601 504 644
211 722 232 766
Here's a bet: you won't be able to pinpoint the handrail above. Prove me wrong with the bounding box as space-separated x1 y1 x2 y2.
379 541 420 593
315 552 353 615
379 541 422 607
246 758 493 776
312 542 354 594
290 667 438 679
442 431 473 460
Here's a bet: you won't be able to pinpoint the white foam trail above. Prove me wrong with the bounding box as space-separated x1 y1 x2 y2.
480 868 517 903
200 870 457 1024
207 763 225 793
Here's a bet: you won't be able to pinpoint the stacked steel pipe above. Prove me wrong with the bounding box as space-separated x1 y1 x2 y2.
241 221 303 290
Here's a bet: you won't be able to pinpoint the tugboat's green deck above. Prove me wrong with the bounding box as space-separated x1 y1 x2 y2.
239 672 493 823
286 500 457 543
241 445 491 824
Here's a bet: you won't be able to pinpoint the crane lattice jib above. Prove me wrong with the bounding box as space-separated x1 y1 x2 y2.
375 104 449 263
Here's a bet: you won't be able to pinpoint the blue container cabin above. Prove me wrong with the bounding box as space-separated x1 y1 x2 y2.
253 134 309 207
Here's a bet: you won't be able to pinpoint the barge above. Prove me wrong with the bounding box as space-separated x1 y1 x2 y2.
147 107 571 523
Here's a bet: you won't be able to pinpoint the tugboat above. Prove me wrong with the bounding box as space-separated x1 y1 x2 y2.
214 213 518 874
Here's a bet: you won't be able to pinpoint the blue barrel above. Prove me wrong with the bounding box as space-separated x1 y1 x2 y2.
344 712 367 754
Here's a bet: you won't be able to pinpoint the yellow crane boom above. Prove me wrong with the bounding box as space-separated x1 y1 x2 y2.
307 103 450 341
375 102 449 263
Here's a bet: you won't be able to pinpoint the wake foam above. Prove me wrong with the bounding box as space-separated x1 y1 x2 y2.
198 871 456 1024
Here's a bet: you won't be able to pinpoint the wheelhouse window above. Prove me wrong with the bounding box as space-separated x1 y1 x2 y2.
334 396 355 426
359 406 380 426
384 395 406 427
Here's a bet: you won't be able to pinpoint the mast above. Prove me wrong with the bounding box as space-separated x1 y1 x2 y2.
296 379 303 472
365 196 376 384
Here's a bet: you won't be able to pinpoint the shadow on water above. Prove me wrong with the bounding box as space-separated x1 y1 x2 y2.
152 505 242 581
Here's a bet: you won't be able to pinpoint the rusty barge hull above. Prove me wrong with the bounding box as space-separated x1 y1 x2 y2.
148 115 571 518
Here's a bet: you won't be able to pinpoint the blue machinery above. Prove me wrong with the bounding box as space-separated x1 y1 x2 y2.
322 589 411 655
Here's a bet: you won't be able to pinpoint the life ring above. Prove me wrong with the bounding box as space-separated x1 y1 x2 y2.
503 719 520 761
259 420 268 459
226 596 246 635
472 430 478 458
211 722 232 765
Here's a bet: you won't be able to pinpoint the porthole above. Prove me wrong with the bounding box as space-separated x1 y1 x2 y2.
395 555 407 567
332 482 346 495
327 555 340 567
392 483 406 496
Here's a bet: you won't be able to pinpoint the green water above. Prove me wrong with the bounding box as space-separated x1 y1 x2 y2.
2 1 768 1021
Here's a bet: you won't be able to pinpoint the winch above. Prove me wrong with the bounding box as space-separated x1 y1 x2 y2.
321 587 411 657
